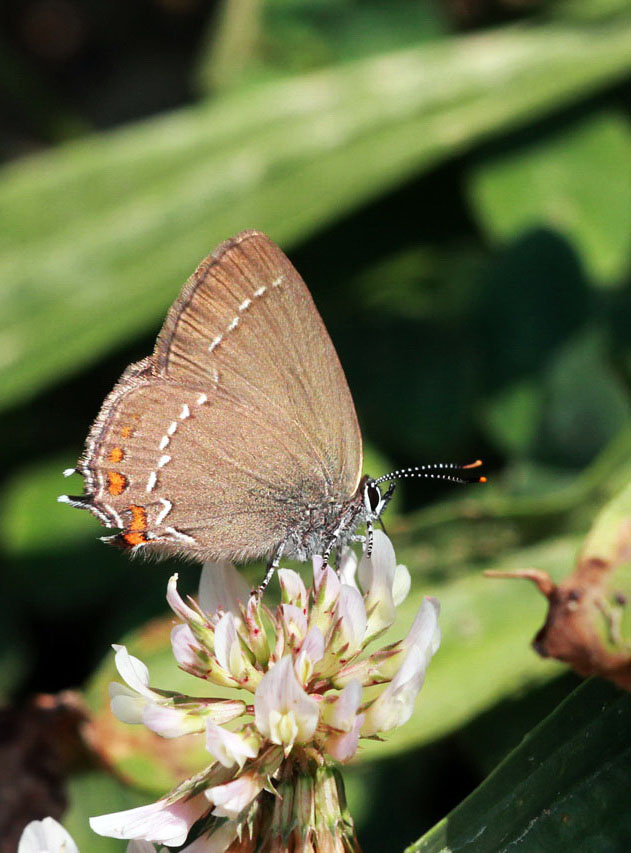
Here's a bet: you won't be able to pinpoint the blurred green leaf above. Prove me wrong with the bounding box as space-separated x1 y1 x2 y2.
482 379 543 457
407 678 631 852
1 23 630 410
538 329 631 466
481 328 630 464
197 0 447 92
468 111 631 288
581 478 631 563
64 771 146 853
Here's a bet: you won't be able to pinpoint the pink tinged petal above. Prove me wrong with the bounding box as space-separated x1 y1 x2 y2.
214 612 244 679
310 565 341 635
90 794 208 846
142 704 206 738
199 560 250 623
207 771 265 819
278 568 308 611
281 603 308 646
254 656 319 751
361 645 428 736
335 585 367 656
406 597 441 659
392 564 411 607
170 624 209 676
245 596 270 665
109 684 148 724
113 645 157 700
359 531 397 638
338 547 358 589
127 842 162 853
180 821 238 853
312 555 325 590
325 713 364 763
322 680 362 731
295 626 325 684
321 682 364 761
361 596 442 684
167 574 203 625
205 722 260 769
18 817 79 853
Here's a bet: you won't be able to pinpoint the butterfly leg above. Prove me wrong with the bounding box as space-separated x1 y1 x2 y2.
380 482 396 515
252 543 284 598
365 520 375 558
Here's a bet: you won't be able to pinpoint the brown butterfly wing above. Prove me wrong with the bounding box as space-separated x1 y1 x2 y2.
71 231 362 562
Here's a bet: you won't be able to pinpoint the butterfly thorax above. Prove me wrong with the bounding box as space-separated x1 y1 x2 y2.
278 489 365 562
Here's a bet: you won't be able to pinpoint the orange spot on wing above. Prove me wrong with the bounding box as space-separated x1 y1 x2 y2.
107 471 128 496
109 446 125 463
129 504 148 531
122 531 148 546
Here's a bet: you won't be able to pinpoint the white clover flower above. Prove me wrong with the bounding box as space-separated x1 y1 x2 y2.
18 817 79 853
91 531 440 851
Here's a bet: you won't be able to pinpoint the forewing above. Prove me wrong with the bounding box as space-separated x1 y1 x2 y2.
154 230 362 499
70 231 362 561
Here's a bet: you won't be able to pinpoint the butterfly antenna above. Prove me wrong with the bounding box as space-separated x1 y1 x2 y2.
374 459 487 487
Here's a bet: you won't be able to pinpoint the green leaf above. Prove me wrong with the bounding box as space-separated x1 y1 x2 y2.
64 771 146 853
1 22 630 409
467 111 631 288
406 678 631 852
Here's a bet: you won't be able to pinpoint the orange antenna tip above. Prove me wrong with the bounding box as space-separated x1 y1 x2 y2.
479 476 488 483
462 459 483 470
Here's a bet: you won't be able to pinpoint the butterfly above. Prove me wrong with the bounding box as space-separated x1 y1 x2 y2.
60 231 483 588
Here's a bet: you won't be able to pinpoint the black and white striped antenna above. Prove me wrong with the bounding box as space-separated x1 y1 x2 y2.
374 460 487 487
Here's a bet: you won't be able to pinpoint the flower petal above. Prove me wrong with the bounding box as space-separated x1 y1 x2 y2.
361 644 429 736
110 689 147 725
180 821 239 853
359 531 397 638
170 624 208 675
199 560 250 622
280 603 308 647
18 817 79 853
338 548 358 589
392 564 411 607
325 712 364 763
335 585 366 656
254 656 319 750
406 596 441 659
127 842 162 853
295 625 325 684
213 612 244 679
90 794 208 846
206 722 260 768
278 569 308 611
167 574 202 625
207 771 265 819
310 564 341 635
113 645 156 699
142 704 206 738
323 680 362 731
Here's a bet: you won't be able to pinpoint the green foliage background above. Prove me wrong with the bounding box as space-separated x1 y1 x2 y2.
0 0 630 850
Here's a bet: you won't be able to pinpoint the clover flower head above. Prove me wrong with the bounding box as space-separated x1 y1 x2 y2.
90 531 440 851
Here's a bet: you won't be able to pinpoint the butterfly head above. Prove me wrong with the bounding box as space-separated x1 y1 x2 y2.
362 478 394 522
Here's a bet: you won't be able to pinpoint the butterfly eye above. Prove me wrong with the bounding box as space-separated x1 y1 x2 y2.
364 482 382 513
